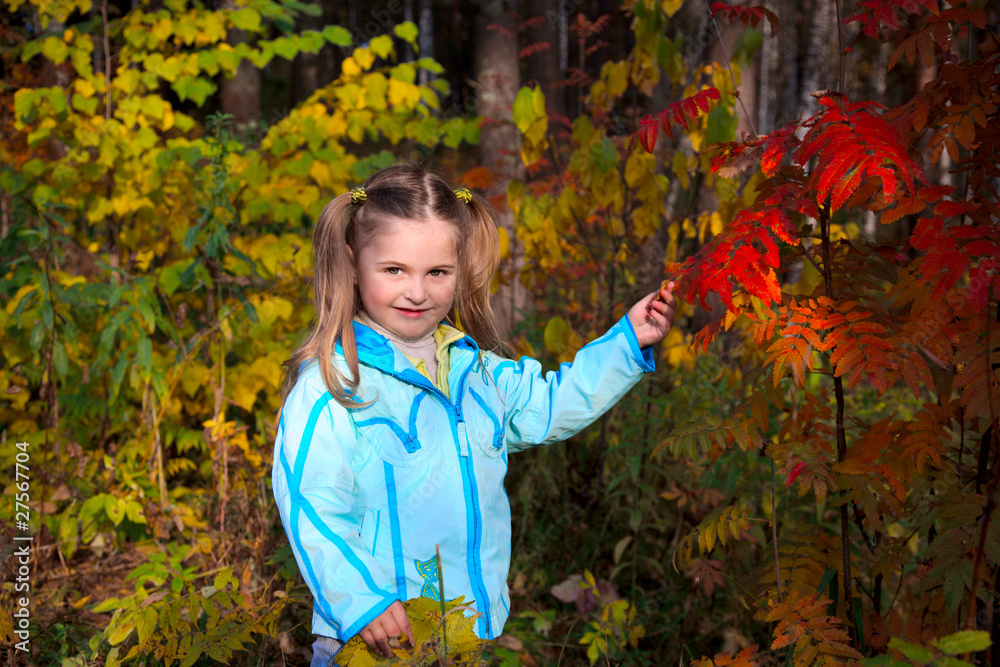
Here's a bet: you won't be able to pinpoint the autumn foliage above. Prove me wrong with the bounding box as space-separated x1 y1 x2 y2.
0 0 998 664
628 0 999 663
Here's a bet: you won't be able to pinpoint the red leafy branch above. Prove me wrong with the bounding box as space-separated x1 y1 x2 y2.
843 0 938 39
676 185 800 316
796 95 924 213
709 1 779 33
632 88 721 153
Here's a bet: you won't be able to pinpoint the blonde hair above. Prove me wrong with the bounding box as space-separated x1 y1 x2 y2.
280 165 509 409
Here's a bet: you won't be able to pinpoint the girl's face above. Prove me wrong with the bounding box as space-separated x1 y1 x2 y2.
354 216 458 341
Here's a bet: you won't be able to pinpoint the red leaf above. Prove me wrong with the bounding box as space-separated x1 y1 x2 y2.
645 88 721 146
710 2 780 33
633 115 659 154
786 462 808 486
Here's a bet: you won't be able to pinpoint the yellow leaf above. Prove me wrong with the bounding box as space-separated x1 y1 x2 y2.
498 226 510 259
135 249 155 272
152 18 172 42
75 77 96 97
342 57 361 78
353 47 375 71
661 0 684 16
5 285 37 315
388 78 421 108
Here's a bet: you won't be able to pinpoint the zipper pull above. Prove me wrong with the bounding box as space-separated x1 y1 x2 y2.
457 421 469 457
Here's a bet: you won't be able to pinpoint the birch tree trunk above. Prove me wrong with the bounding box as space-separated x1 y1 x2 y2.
474 0 530 334
798 0 836 118
418 0 434 86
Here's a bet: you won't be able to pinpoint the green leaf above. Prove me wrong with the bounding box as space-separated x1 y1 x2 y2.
394 21 419 45
592 137 619 173
933 631 992 655
104 495 126 526
71 93 99 115
52 341 68 379
111 355 129 396
512 86 536 134
705 104 738 145
92 597 124 613
323 25 352 46
229 8 261 32
369 35 394 59
415 57 443 74
936 658 978 667
173 76 217 105
269 36 299 60
125 500 146 524
887 638 934 663
300 30 325 54
137 336 152 373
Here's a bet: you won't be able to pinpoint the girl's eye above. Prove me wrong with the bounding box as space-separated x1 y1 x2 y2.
429 269 445 277
386 267 401 275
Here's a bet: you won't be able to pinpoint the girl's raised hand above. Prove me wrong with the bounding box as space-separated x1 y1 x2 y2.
627 281 677 348
359 600 414 658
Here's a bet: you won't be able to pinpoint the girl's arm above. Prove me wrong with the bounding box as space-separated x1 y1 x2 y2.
271 374 401 645
487 283 676 451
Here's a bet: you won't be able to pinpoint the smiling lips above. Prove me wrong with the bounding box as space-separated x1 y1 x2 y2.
394 307 427 318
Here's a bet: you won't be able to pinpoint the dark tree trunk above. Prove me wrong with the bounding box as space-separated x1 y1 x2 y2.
526 0 564 117
219 28 261 128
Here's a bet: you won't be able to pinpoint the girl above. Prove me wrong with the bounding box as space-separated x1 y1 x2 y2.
271 165 676 665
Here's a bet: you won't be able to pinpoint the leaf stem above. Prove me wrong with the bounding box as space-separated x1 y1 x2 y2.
437 544 448 662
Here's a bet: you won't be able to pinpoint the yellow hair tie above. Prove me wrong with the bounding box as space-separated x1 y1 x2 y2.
350 187 367 205
454 188 473 204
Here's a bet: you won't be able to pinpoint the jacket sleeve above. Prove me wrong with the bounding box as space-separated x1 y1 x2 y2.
487 315 655 452
271 372 398 641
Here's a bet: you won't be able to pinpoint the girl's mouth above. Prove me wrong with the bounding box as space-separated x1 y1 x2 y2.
394 307 427 318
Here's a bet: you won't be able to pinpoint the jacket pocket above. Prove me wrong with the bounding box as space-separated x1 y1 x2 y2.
360 507 381 556
353 392 437 467
468 387 506 459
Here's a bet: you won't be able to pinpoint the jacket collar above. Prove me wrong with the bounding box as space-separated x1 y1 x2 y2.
349 320 479 373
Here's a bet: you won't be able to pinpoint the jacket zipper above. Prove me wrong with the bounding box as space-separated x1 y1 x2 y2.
369 352 493 638
452 358 492 637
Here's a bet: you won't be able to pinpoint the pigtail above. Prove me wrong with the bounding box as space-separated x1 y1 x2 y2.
455 195 512 357
279 192 368 413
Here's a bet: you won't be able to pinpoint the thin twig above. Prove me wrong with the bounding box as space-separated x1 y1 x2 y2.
770 457 782 603
704 0 759 138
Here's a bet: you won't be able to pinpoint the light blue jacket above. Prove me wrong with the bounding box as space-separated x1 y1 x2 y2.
271 315 654 642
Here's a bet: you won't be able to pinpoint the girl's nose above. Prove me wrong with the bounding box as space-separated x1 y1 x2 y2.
404 279 427 303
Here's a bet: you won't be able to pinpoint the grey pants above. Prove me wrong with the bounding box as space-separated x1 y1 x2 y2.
310 635 344 667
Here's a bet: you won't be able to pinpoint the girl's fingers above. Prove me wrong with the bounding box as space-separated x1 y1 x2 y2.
360 629 378 655
391 607 415 646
